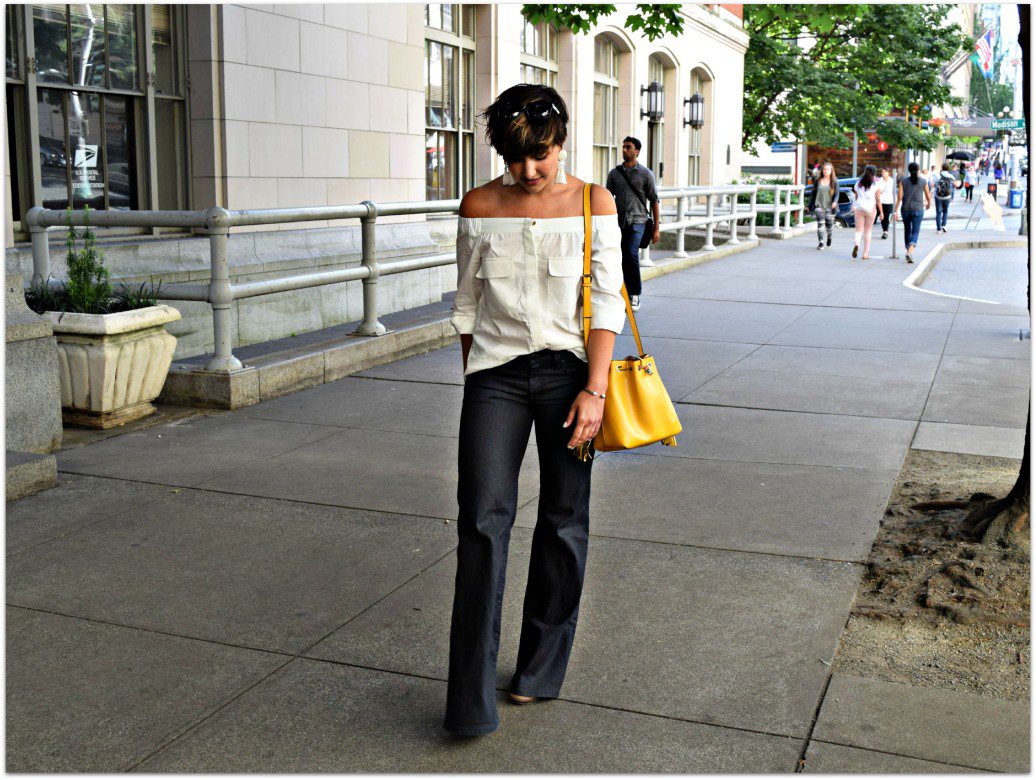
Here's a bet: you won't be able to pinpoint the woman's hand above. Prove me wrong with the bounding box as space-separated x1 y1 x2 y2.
564 389 605 449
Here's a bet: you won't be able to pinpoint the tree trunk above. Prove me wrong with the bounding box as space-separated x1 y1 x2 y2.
962 4 1031 546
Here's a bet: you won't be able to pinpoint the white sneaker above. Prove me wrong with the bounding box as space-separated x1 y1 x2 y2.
630 295 641 312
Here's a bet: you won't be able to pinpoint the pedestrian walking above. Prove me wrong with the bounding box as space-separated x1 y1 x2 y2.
994 161 1004 181
807 160 838 250
605 137 660 312
933 162 956 233
850 164 881 260
894 161 932 263
876 167 896 239
445 83 626 737
964 164 978 202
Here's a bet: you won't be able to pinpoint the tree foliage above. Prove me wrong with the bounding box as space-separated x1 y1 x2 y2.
743 4 970 151
521 4 684 42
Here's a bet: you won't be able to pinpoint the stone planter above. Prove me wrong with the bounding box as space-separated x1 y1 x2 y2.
42 305 181 429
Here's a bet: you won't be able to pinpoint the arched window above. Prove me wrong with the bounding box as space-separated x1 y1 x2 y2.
425 4 476 200
592 35 619 185
520 19 558 87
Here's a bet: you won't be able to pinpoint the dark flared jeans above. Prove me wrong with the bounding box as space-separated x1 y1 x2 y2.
444 349 593 736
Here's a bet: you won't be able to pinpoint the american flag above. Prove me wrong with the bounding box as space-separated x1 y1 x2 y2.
974 29 995 77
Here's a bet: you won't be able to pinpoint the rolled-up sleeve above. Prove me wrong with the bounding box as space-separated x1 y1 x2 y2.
450 219 482 335
589 218 626 334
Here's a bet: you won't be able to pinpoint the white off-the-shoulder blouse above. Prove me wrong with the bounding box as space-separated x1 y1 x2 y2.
450 215 627 376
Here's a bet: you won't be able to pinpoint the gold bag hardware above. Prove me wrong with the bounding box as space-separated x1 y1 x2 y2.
575 183 682 461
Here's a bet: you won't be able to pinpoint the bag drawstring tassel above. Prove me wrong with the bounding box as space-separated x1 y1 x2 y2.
660 436 678 447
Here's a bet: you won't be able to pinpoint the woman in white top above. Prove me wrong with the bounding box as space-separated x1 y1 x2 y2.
444 84 625 737
876 168 896 239
851 164 882 260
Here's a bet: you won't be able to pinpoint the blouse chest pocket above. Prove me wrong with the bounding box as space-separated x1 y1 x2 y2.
546 255 584 323
474 253 517 320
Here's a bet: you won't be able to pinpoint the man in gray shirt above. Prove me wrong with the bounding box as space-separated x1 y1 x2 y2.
605 137 660 311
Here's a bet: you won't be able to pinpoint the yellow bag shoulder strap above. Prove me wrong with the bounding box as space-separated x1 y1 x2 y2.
582 183 645 355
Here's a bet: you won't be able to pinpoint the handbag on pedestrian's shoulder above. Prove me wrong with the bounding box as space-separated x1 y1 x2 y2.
616 164 655 250
573 184 682 462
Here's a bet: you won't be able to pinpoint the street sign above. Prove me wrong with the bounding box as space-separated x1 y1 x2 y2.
769 142 796 153
1008 129 1027 147
991 118 1025 130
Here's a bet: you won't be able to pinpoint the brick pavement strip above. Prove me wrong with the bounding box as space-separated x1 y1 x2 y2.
6 222 1029 771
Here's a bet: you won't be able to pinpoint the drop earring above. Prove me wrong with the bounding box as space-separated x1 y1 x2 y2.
502 166 516 186
555 149 568 184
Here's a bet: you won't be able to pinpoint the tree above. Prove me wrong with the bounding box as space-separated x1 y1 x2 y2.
742 4 971 151
961 3 1030 547
521 4 684 42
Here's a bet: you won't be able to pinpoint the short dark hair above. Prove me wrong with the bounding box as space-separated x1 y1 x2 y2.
623 136 642 151
481 83 568 164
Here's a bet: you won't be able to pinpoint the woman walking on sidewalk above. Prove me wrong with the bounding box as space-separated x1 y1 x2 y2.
850 165 881 260
877 167 896 239
444 83 625 737
808 160 838 250
964 164 978 202
894 161 932 263
933 163 956 233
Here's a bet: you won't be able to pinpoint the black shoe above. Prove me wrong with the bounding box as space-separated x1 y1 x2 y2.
817 241 824 250
881 232 888 239
905 253 913 263
827 236 832 247
852 245 858 259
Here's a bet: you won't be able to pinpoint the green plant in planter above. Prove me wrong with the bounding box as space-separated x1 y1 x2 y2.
26 205 161 315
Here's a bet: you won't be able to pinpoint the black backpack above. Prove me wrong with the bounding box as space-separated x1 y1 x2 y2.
936 177 952 199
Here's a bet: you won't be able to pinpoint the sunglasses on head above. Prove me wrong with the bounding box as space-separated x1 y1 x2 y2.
505 99 561 124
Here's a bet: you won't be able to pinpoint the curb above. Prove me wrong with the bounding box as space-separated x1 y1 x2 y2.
903 237 1028 304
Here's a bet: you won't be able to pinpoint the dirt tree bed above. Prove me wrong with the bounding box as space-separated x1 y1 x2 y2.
834 448 1029 701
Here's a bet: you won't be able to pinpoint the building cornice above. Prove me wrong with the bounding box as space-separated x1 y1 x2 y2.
679 4 750 53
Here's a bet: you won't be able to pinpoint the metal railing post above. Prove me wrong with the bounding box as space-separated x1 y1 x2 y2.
672 191 688 258
726 192 740 245
782 189 791 234
796 187 805 226
748 188 759 241
26 206 51 286
770 186 782 236
203 207 243 372
703 194 716 251
354 200 388 336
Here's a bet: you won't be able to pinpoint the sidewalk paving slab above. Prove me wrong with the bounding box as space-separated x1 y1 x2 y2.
922 382 1029 429
943 313 1031 360
6 490 457 654
732 344 942 384
6 473 169 555
5 606 284 773
811 674 1029 773
935 354 1031 388
238 376 465 439
818 281 960 313
684 367 931 420
54 413 340 488
133 660 803 773
195 427 539 519
306 530 860 737
911 421 1026 460
643 404 916 471
801 741 980 774
515 451 895 561
356 347 465 385
675 276 846 306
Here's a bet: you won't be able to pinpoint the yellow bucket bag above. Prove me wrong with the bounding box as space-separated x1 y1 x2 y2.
575 183 682 461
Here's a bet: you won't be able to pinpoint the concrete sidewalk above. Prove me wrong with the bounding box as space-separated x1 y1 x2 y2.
6 216 1030 772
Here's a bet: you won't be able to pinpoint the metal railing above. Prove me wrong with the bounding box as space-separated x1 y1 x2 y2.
25 181 784 373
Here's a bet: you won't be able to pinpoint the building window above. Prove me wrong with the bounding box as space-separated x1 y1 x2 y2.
520 20 558 88
5 4 190 234
593 35 619 185
425 4 475 200
688 68 709 186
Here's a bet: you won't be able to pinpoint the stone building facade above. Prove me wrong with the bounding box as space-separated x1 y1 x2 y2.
5 3 747 359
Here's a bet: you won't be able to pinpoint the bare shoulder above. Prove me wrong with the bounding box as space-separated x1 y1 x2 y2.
459 183 500 218
589 183 617 216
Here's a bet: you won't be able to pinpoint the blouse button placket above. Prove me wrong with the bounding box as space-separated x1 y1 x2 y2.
524 219 544 349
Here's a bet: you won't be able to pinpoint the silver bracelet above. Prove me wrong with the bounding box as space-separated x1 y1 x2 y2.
582 387 606 400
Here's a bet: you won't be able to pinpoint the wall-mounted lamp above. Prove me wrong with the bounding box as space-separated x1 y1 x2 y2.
640 80 664 121
683 92 704 128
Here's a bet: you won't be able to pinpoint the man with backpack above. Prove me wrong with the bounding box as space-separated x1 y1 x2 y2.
933 162 956 233
605 136 660 312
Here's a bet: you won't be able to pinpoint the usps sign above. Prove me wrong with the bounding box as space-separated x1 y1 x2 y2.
73 145 99 169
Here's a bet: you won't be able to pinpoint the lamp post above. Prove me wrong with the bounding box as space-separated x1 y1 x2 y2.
683 92 704 128
640 80 664 121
